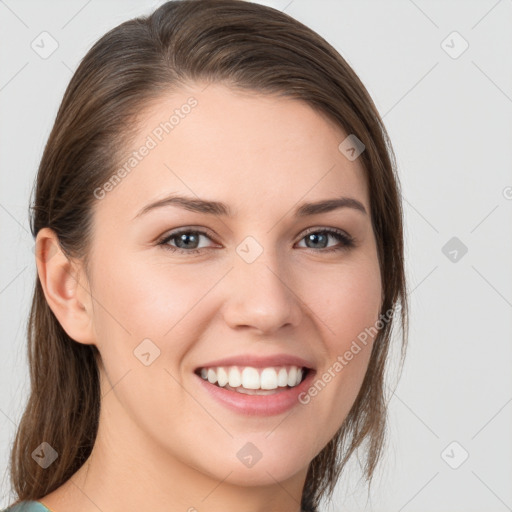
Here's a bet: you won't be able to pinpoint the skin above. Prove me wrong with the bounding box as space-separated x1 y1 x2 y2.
36 82 382 512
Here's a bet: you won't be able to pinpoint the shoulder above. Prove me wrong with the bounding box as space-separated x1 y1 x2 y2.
2 501 51 512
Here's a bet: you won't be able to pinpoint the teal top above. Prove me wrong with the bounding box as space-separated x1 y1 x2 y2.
2 501 51 512
3 500 314 512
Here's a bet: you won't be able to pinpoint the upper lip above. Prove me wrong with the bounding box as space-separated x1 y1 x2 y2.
195 354 316 371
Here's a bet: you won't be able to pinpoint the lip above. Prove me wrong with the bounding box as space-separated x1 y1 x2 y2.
194 367 317 416
194 353 315 371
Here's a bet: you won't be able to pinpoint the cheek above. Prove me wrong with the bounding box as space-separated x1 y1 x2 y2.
317 257 382 349
87 252 207 424
90 247 211 343
299 255 382 441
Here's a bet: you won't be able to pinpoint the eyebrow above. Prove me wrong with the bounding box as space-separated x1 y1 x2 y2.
133 194 367 220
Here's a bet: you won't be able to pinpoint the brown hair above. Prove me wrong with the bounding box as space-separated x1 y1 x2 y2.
7 1 408 510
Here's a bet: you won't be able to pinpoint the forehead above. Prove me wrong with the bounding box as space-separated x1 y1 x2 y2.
96 82 369 220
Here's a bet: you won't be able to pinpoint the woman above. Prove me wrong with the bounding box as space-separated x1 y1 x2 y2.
4 0 408 511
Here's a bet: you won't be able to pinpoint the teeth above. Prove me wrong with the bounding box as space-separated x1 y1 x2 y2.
217 367 229 387
207 368 217 384
228 367 242 388
277 367 288 387
241 367 260 389
287 366 297 387
260 368 277 390
198 365 306 391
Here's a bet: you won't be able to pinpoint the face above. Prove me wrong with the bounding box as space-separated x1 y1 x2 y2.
79 82 382 487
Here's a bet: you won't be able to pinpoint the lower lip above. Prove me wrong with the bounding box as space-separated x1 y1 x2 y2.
194 369 316 416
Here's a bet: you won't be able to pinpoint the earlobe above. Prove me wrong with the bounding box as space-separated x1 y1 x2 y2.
35 227 96 346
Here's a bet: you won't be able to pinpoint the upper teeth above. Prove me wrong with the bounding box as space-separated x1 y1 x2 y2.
199 365 305 390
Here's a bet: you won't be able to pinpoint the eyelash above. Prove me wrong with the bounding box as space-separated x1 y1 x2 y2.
157 227 355 255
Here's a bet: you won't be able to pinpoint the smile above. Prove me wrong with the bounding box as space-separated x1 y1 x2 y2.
195 364 308 392
194 365 316 416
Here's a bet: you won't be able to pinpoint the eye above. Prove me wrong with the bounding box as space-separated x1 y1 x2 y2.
296 228 355 253
157 227 355 255
157 229 216 254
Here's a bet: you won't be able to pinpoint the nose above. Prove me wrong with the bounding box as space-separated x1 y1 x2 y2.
221 251 303 335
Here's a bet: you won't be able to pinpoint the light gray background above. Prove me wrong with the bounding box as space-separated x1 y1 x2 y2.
1 0 511 510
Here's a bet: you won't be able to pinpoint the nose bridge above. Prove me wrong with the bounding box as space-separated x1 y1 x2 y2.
222 235 303 333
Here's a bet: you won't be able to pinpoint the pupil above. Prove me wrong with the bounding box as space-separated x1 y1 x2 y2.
178 233 198 249
307 233 326 248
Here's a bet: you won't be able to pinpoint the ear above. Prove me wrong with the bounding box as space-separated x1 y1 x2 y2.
35 227 96 346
